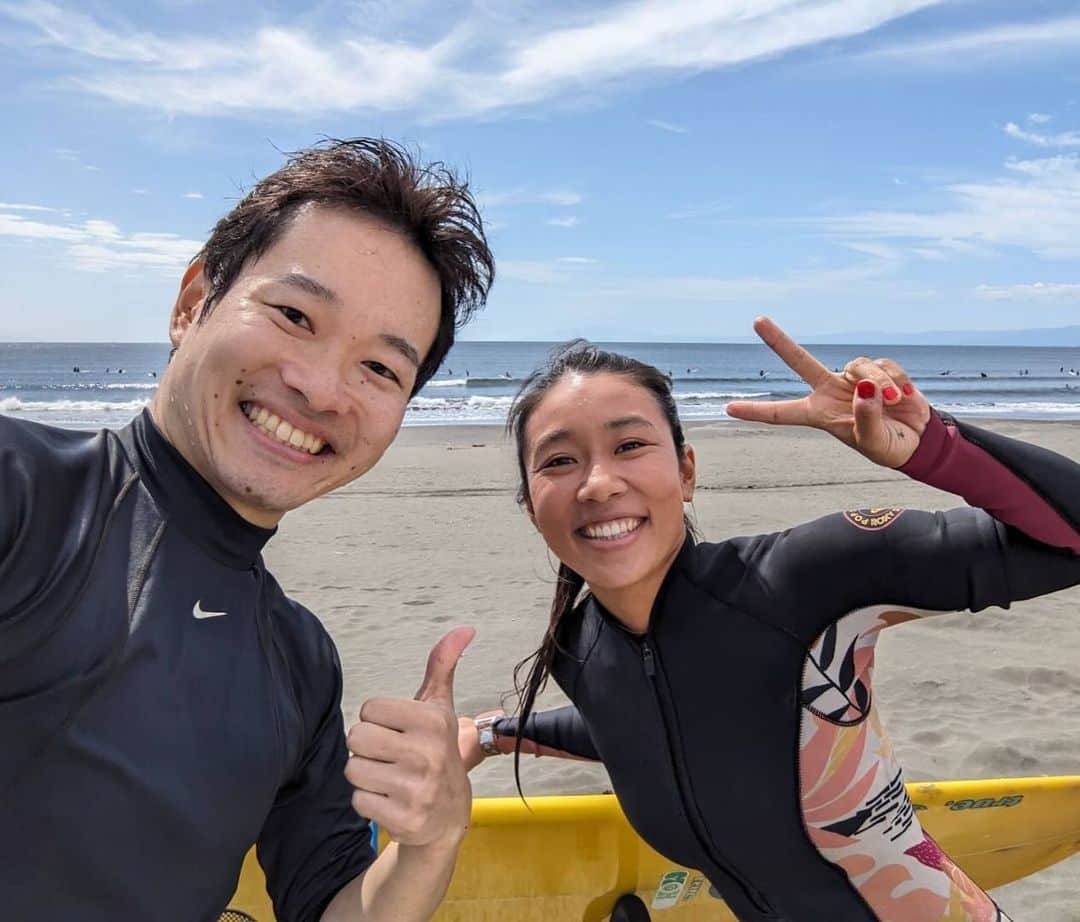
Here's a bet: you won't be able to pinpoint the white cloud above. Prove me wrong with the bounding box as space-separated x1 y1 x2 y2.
498 260 567 285
842 241 903 260
1003 121 1080 149
0 210 86 242
0 202 201 273
597 261 893 303
546 215 579 228
0 0 945 119
648 119 687 134
666 199 730 220
862 15 1080 63
819 154 1080 259
974 282 1080 301
0 202 57 212
498 256 597 282
131 188 149 195
183 191 204 199
51 147 100 171
0 0 238 66
478 188 582 208
1029 113 1052 125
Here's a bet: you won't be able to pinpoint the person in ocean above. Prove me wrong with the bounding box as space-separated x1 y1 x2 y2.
461 317 1079 921
1 138 494 921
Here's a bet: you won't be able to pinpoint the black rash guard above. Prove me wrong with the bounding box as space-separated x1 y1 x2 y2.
498 414 1079 921
0 410 374 922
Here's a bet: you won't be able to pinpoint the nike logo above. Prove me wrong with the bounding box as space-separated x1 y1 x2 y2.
193 600 228 620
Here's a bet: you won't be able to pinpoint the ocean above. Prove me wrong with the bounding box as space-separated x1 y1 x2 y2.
2 341 1079 431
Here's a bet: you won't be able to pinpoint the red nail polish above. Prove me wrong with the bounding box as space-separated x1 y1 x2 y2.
883 386 899 402
902 383 914 396
856 380 876 399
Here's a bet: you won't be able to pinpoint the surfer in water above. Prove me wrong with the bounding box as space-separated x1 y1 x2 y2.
462 318 1079 921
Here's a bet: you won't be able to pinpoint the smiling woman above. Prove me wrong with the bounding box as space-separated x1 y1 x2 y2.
462 332 1080 921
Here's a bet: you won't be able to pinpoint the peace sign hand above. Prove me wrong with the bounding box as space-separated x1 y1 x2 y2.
725 317 932 469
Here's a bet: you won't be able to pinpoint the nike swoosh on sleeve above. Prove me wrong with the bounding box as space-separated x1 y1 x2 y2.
193 601 228 620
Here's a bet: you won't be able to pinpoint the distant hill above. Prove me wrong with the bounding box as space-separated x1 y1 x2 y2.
793 325 1080 347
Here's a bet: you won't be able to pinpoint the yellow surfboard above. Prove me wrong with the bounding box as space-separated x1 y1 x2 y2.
224 776 1080 921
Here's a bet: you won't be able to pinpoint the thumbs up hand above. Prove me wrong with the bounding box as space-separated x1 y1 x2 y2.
345 626 475 848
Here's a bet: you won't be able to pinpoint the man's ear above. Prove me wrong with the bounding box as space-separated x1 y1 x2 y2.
680 444 696 503
169 258 208 349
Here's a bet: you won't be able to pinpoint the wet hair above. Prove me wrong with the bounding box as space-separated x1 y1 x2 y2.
194 137 494 394
505 340 698 797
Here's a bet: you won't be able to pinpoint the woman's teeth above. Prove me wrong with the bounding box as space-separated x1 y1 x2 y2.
580 518 644 540
242 402 326 455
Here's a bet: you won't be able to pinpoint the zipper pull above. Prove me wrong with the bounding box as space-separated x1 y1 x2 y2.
642 641 656 678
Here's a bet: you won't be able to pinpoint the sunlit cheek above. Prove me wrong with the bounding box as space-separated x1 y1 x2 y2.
532 490 572 554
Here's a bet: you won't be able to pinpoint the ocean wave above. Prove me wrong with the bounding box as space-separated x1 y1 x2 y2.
408 395 515 411
919 385 1079 399
422 379 468 388
0 382 159 392
935 400 1080 416
677 391 771 402
670 375 792 384
68 381 159 391
0 397 151 414
417 377 522 390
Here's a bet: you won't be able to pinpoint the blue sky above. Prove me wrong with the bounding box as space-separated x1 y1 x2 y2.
1 0 1079 342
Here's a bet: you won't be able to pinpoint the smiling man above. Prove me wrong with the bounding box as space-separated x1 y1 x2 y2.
0 139 494 921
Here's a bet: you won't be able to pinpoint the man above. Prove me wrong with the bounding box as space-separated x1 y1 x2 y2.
0 139 495 921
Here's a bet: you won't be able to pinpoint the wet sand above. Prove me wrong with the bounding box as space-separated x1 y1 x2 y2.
265 418 1080 918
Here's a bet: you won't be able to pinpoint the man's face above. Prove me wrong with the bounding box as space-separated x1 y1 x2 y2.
152 204 441 527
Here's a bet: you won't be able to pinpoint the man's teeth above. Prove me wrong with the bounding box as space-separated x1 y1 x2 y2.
242 402 325 455
580 518 644 540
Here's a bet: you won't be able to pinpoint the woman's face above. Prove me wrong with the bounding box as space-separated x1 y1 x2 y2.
523 371 695 613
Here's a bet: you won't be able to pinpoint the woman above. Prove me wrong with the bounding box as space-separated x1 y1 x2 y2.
462 319 1079 921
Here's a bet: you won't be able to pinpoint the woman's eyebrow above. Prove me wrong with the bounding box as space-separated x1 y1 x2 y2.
606 414 657 432
531 428 571 460
531 415 656 461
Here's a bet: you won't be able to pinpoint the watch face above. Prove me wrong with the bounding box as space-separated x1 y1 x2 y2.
477 723 500 755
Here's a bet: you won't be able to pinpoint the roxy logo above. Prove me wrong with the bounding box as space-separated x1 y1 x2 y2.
843 507 905 531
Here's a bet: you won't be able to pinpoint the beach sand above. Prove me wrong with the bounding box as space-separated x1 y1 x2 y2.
265 418 1080 919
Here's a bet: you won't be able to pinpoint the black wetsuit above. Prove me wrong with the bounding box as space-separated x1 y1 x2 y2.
0 411 373 921
500 414 1079 921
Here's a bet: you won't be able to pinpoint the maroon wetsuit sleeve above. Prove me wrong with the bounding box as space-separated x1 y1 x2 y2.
899 411 1080 553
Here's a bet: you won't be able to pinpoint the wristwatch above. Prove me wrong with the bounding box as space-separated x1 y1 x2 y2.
475 714 502 757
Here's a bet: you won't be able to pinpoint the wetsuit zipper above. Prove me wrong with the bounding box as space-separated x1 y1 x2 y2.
640 638 777 918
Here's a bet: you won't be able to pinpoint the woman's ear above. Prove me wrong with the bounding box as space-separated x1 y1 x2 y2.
169 258 208 349
680 444 696 503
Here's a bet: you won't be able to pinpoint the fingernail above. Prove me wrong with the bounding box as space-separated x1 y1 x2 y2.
902 383 914 396
883 385 899 402
856 380 876 399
